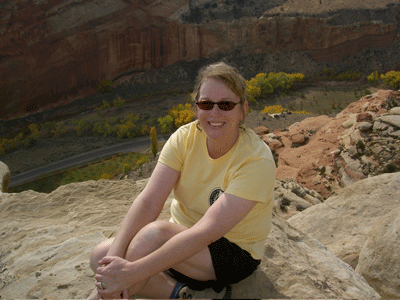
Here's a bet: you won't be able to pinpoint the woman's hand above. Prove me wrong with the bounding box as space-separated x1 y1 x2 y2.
94 256 135 297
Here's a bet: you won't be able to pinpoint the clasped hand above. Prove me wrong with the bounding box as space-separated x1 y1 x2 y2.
95 256 134 298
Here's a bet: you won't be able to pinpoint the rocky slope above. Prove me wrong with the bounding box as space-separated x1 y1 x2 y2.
1 91 400 298
259 89 400 200
0 166 382 299
1 0 399 120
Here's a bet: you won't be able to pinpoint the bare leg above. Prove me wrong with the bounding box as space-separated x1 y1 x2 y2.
88 221 216 299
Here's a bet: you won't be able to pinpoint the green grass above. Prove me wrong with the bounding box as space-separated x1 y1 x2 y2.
8 152 151 194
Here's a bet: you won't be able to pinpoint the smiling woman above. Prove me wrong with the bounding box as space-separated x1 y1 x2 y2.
87 62 276 300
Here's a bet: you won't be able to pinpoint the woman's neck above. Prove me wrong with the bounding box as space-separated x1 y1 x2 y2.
206 132 239 159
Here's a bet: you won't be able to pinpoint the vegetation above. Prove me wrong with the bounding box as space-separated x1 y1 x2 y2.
246 72 304 102
380 71 400 89
150 126 158 157
157 115 174 134
367 71 379 85
167 103 196 129
321 68 361 81
261 105 311 115
8 152 151 194
98 80 113 94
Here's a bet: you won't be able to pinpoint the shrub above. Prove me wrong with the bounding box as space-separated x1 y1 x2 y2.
367 71 379 84
381 71 400 89
261 105 287 114
95 100 111 113
246 72 304 101
136 156 149 167
28 123 41 140
157 115 174 133
113 97 125 107
116 114 140 138
52 123 68 138
168 103 195 128
99 173 114 180
98 80 113 94
123 163 131 173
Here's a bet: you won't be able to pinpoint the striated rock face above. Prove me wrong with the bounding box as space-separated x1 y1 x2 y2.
1 0 399 119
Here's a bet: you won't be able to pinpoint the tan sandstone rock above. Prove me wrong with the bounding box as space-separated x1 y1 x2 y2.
288 172 400 275
232 215 380 299
355 207 400 299
0 175 380 299
0 161 10 193
253 126 269 135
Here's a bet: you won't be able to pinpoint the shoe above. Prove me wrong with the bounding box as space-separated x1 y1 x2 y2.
178 285 232 299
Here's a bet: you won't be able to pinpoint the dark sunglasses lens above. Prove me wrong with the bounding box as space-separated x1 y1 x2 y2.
218 101 235 111
197 101 214 110
197 101 237 111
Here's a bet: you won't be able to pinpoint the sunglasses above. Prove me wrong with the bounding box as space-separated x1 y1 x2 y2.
196 100 240 111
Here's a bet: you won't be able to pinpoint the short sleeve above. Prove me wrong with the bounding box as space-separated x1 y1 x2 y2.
158 128 185 172
224 158 276 204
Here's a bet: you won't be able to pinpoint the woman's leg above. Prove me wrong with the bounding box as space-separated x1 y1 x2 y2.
88 220 216 299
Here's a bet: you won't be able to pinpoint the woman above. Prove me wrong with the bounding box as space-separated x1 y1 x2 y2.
88 62 276 299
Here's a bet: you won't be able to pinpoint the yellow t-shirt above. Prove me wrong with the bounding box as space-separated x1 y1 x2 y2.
158 121 276 259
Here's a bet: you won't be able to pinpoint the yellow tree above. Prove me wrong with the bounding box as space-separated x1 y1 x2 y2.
150 126 158 157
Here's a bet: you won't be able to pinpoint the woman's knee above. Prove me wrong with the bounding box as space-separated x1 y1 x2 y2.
89 238 113 271
126 221 185 259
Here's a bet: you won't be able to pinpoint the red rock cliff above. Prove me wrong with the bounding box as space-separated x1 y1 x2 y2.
0 0 398 120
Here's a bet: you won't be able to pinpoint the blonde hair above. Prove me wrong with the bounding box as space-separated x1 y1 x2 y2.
192 62 248 104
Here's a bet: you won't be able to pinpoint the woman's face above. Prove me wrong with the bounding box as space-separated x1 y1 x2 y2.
196 78 247 143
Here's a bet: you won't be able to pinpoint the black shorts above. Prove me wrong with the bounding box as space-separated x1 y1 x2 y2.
168 237 261 293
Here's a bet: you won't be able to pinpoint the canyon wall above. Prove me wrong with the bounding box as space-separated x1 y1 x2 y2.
0 0 399 120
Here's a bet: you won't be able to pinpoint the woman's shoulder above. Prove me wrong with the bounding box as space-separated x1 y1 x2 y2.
171 121 198 139
238 127 274 161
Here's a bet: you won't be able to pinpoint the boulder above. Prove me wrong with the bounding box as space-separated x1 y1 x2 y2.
379 114 400 128
232 215 380 299
355 207 400 299
290 133 307 146
0 161 10 193
261 135 284 151
356 112 373 122
0 178 380 299
389 107 400 115
253 126 269 135
288 172 400 273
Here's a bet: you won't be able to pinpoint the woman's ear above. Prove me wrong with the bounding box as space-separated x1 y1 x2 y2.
243 100 249 119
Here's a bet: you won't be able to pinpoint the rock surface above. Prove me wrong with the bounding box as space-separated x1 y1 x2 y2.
288 172 400 273
232 215 380 299
355 207 400 299
0 175 379 299
0 161 10 193
268 90 400 199
1 0 399 119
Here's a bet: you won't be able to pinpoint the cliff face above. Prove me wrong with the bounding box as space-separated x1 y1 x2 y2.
0 0 399 120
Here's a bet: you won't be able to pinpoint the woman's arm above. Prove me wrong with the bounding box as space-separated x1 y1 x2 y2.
96 193 257 294
106 162 180 258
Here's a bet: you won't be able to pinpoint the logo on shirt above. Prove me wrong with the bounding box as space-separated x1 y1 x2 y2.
209 188 224 206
